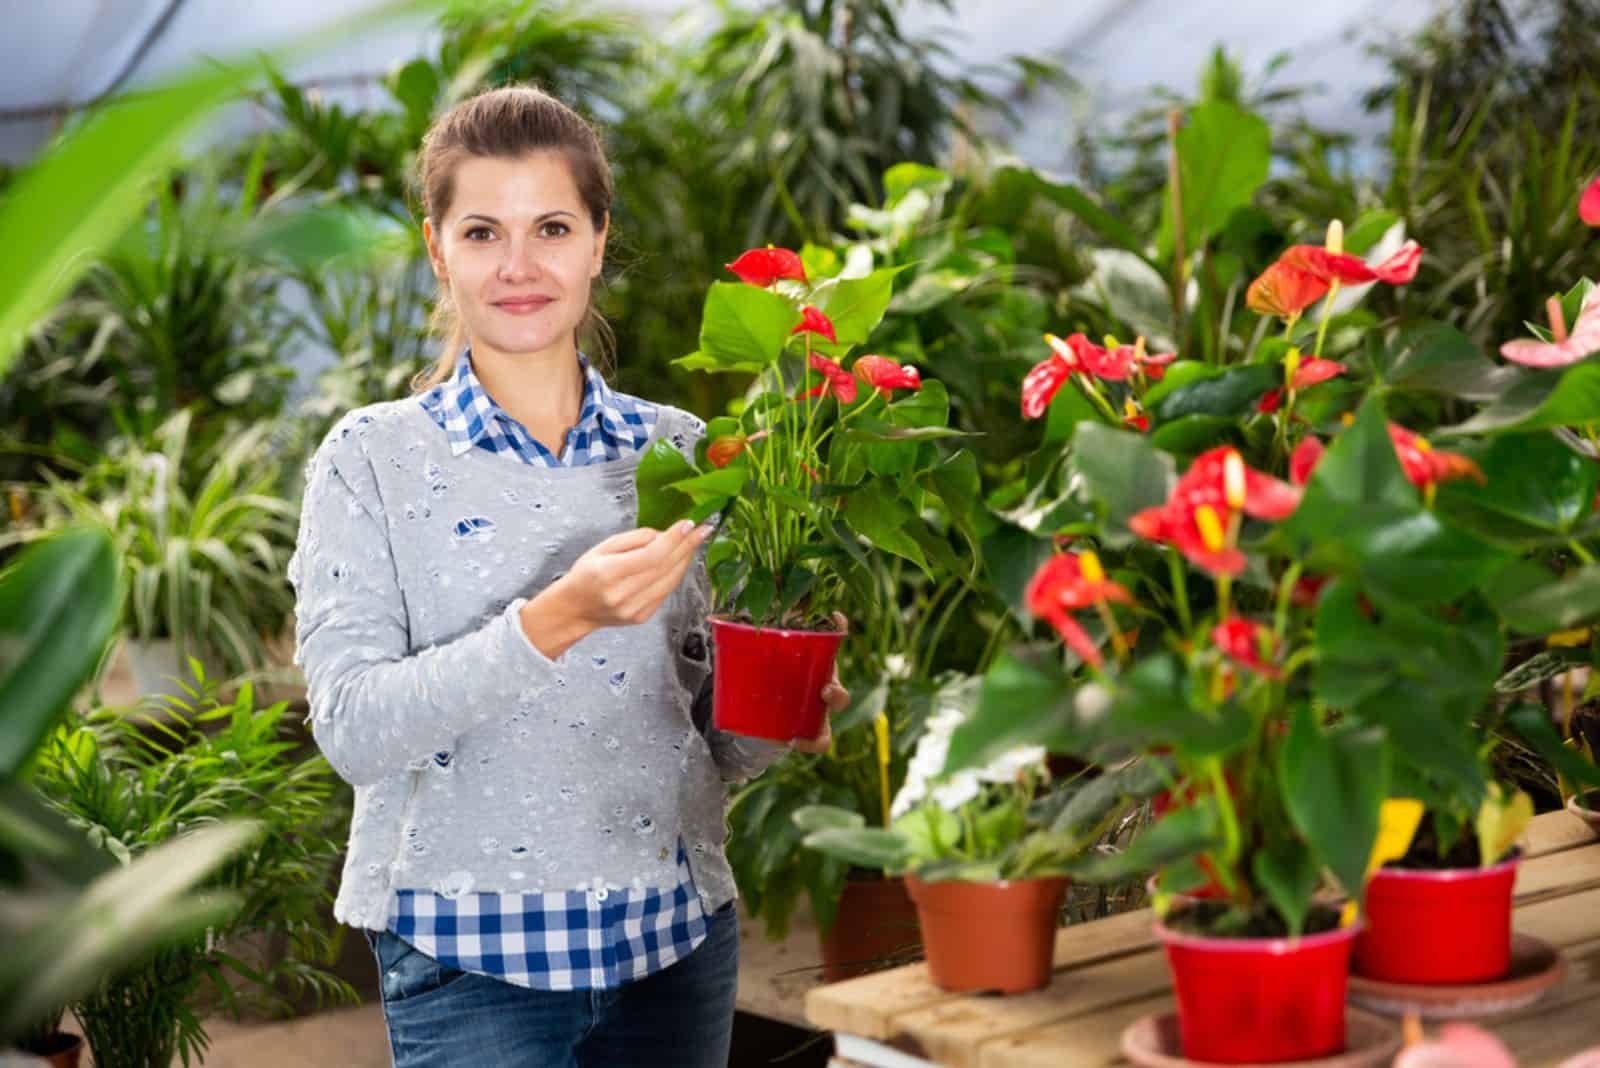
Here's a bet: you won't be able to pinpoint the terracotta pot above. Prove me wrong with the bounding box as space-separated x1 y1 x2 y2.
906 874 1067 994
819 876 922 982
1568 793 1600 836
1354 853 1520 985
1156 917 1360 1064
708 616 844 741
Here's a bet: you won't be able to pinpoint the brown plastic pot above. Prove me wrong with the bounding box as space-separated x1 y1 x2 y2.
20 1033 83 1068
819 875 922 982
906 874 1067 994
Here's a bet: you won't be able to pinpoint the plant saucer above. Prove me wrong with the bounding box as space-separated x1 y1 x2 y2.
1348 933 1566 1020
1120 1009 1400 1068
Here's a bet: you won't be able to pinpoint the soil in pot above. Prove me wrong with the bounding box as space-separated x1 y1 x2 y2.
819 874 922 982
906 874 1066 994
18 1033 83 1068
708 616 845 741
1157 902 1357 1065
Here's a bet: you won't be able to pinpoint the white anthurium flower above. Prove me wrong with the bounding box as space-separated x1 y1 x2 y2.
929 770 982 811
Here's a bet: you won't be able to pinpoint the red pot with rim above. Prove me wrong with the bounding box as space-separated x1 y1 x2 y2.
1354 853 1520 985
1156 915 1360 1064
906 874 1067 994
709 616 845 741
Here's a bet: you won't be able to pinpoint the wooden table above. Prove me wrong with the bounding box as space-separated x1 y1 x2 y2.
806 810 1600 1067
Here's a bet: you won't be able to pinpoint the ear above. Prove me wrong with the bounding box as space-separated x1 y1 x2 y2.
422 218 447 284
591 212 609 279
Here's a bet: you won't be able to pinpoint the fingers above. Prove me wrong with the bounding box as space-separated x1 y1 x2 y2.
594 526 662 555
830 611 849 633
821 680 851 712
790 719 832 754
612 522 710 623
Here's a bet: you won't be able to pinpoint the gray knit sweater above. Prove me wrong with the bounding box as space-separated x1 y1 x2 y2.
288 398 783 929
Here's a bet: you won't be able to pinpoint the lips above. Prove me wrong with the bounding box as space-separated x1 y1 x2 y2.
493 295 554 315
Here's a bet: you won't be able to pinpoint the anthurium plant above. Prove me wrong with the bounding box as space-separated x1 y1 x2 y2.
945 209 1600 936
634 244 979 628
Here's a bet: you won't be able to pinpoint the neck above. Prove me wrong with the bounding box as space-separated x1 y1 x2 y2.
468 338 585 452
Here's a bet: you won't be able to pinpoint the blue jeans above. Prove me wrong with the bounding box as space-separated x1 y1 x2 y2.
366 902 739 1067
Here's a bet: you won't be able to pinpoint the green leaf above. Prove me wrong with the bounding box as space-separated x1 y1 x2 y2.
1158 102 1272 261
1252 837 1322 937
1379 322 1521 403
1150 415 1237 455
236 204 415 269
1437 434 1596 538
671 466 750 504
1050 760 1171 838
0 529 121 777
944 649 1073 774
634 440 698 530
1042 377 1103 446
1150 363 1277 423
816 266 903 346
801 828 913 872
1071 424 1176 542
1445 361 1600 436
1067 802 1223 883
842 420 975 443
1497 565 1600 634
1078 250 1176 350
843 491 928 573
884 163 952 204
697 282 802 372
991 165 1150 262
1503 703 1600 791
1281 703 1387 901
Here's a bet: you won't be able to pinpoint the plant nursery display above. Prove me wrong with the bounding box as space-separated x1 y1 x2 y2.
634 242 979 741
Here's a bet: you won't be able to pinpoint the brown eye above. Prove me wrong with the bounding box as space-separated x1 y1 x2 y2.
465 226 493 241
540 221 571 238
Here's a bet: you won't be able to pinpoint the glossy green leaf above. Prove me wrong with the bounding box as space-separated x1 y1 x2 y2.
1150 363 1276 423
634 440 698 530
1437 434 1596 537
1496 565 1600 634
1378 322 1521 402
1445 361 1600 436
944 649 1072 774
1158 102 1272 261
0 529 121 777
1042 376 1103 446
1071 424 1176 543
800 827 913 872
843 490 928 573
1281 703 1387 902
1503 703 1600 791
697 282 802 372
815 266 903 345
1252 837 1322 937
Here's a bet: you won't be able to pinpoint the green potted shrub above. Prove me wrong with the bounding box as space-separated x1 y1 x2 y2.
4 410 298 692
634 244 977 741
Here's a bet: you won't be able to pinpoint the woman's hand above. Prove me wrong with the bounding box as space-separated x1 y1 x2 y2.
521 520 712 658
790 613 851 754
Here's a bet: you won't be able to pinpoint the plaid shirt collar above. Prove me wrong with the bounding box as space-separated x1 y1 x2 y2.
429 349 654 465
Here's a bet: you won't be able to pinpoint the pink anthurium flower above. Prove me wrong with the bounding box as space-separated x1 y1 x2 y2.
1129 447 1301 577
1499 289 1600 368
1025 551 1135 669
792 305 837 343
854 355 922 398
1211 616 1281 679
1581 174 1600 227
725 246 807 287
800 353 858 403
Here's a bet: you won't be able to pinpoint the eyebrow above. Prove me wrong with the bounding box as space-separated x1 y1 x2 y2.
460 211 578 226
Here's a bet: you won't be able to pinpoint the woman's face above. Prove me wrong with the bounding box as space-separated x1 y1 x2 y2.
424 150 606 363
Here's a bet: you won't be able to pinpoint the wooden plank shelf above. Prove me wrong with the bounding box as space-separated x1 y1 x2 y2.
806 810 1600 1068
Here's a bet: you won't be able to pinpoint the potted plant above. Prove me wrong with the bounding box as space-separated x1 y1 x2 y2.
3 409 298 692
796 676 1163 995
635 244 976 740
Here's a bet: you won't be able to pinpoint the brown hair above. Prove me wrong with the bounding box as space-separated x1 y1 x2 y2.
411 85 616 392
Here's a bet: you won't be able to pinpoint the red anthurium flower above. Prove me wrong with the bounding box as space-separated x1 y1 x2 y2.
1292 574 1330 608
725 246 807 287
1246 261 1330 320
1025 551 1134 668
1289 436 1326 486
854 355 922 398
1500 289 1600 368
1281 240 1423 286
1388 424 1485 491
1104 336 1177 381
792 305 837 343
1122 398 1150 432
1581 175 1600 227
801 353 858 404
1130 447 1301 577
706 429 769 469
1211 616 1281 679
1258 388 1284 414
1021 349 1074 419
1294 358 1346 389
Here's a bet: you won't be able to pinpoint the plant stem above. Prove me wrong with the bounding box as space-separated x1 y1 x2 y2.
1312 281 1342 360
1166 548 1193 638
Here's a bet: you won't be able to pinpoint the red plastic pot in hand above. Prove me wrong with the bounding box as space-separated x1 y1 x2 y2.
1354 853 1520 985
708 616 844 741
1155 917 1360 1064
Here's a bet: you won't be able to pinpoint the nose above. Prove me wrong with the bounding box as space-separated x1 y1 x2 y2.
496 235 542 284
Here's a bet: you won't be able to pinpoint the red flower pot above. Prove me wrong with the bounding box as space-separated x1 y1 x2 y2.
1155 918 1360 1064
906 875 1068 994
1354 854 1520 985
708 616 844 741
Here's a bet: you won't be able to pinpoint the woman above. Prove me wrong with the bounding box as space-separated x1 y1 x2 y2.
288 85 846 1067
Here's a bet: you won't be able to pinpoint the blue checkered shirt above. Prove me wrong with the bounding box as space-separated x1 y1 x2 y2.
401 352 700 991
